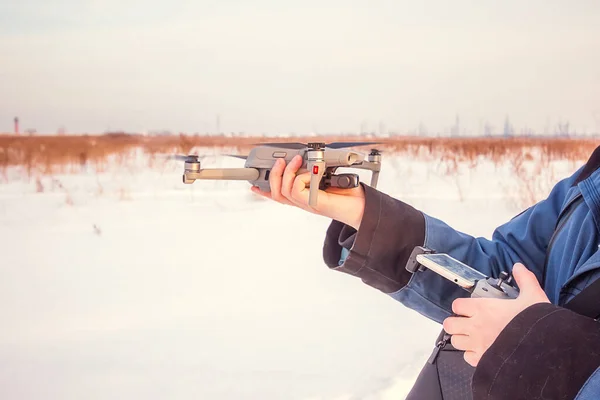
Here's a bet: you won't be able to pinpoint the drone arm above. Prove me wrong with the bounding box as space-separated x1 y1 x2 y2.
323 150 364 166
308 161 326 207
350 161 381 172
370 171 380 188
347 161 381 188
185 168 260 181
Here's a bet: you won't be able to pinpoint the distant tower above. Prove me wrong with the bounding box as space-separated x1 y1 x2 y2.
14 117 19 135
503 115 514 137
451 114 460 137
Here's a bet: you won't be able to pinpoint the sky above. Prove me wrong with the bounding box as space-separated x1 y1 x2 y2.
1 0 599 135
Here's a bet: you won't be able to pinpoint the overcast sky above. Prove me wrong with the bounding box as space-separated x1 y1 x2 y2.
1 0 599 135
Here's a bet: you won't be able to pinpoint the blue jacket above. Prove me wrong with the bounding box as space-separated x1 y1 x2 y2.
323 145 600 400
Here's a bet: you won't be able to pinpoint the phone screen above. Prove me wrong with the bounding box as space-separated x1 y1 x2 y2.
419 254 487 284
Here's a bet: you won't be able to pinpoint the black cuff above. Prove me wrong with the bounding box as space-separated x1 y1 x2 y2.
322 183 425 294
473 302 600 400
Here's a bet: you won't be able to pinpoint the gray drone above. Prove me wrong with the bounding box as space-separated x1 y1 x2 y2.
173 142 382 207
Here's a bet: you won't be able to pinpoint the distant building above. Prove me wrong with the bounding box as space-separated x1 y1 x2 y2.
503 116 514 137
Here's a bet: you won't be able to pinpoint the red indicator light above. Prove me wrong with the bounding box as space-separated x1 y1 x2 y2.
313 165 319 174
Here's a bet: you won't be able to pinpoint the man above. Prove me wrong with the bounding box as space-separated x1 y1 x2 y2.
251 144 600 399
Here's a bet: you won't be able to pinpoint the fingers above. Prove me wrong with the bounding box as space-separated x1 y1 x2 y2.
269 158 287 203
443 316 471 335
253 155 356 213
464 351 480 367
255 156 309 209
255 157 295 206
251 185 295 206
450 334 470 351
452 298 477 317
512 263 544 297
281 155 304 201
446 329 481 367
281 156 313 210
291 171 311 205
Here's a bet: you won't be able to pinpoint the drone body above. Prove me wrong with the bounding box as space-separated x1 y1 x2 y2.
180 142 382 207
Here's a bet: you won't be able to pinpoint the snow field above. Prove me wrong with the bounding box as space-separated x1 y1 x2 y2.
0 151 583 399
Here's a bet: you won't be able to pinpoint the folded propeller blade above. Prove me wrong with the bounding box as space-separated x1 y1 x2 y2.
256 142 309 150
164 154 210 162
257 141 381 150
223 154 248 160
325 141 382 149
165 154 196 161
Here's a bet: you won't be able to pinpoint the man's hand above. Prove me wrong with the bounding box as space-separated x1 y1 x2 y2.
442 263 550 367
251 155 366 230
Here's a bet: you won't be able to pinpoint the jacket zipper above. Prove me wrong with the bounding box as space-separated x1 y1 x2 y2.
427 332 452 364
542 195 585 285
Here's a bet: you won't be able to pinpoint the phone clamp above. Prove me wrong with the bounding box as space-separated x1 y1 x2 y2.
406 246 435 273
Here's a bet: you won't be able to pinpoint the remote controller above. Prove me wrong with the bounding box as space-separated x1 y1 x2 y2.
406 246 519 299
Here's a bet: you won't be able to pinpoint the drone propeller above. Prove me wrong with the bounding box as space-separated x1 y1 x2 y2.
326 141 381 149
257 142 307 150
257 141 381 150
162 154 213 162
165 154 196 161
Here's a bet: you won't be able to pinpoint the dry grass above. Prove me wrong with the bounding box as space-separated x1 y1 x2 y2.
0 133 596 175
0 133 597 208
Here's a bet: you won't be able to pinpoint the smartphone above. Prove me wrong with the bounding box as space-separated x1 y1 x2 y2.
415 253 487 289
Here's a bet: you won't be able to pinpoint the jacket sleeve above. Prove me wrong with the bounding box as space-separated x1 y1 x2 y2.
323 167 583 323
577 367 600 400
471 303 600 400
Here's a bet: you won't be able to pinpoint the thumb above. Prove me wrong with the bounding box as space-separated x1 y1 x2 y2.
512 263 544 296
291 172 311 199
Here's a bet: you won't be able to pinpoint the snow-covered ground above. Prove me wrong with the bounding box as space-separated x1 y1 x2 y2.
0 150 583 399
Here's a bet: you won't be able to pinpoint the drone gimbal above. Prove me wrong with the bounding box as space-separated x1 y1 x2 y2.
178 141 383 207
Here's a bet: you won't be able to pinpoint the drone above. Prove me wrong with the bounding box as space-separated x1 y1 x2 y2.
173 141 383 207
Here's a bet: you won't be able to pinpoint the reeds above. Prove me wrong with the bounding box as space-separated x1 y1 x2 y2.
0 134 596 176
